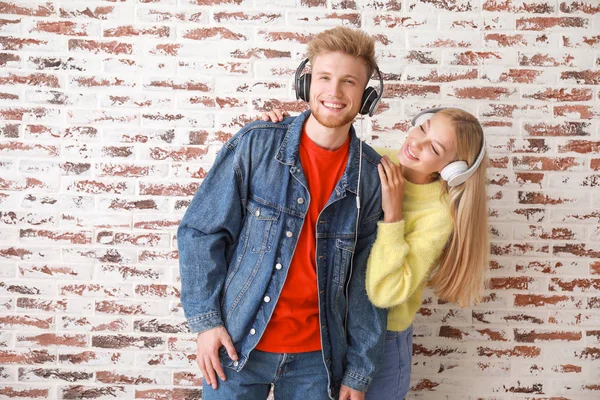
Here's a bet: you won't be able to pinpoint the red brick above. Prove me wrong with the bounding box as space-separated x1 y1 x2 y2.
59 5 123 20
104 25 170 38
59 351 133 366
439 326 509 341
474 310 546 325
69 39 133 56
182 27 248 41
0 107 60 122
214 11 283 24
60 283 131 298
513 156 584 171
514 329 582 342
491 242 549 256
0 52 20 68
19 229 92 245
92 335 164 350
228 47 292 59
257 30 315 45
558 140 600 154
172 371 203 386
519 51 585 67
448 50 507 65
554 243 600 258
0 386 48 398
70 75 136 88
562 33 600 48
16 333 87 348
61 316 129 332
60 385 129 398
554 105 599 119
523 87 593 102
0 72 60 88
514 294 584 308
147 146 208 162
0 36 61 52
517 17 589 30
484 33 552 47
549 278 600 292
95 300 169 316
483 0 555 13
449 86 518 100
518 190 587 206
97 370 168 385
30 21 94 37
561 0 600 13
138 182 199 197
138 250 178 265
135 284 180 299
560 69 600 85
16 298 92 314
514 225 582 240
18 367 93 382
0 1 55 17
96 231 169 248
134 319 189 334
382 84 440 99
477 345 541 359
0 350 55 364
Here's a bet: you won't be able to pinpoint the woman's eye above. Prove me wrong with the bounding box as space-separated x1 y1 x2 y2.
420 125 425 133
431 145 439 156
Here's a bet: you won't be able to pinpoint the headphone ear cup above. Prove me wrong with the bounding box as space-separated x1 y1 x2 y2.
440 161 469 187
360 86 377 115
296 73 311 102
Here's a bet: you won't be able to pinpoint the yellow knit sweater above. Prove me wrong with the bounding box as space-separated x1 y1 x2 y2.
366 149 453 331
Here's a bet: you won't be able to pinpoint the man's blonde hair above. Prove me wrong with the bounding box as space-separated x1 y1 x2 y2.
307 26 377 81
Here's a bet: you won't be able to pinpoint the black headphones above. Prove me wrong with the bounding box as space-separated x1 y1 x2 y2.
294 58 384 117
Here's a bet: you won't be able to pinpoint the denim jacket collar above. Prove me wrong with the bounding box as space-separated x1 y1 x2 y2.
276 110 361 196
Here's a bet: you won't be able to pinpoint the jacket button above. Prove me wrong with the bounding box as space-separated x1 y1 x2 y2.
233 361 239 367
255 209 260 217
275 263 282 270
250 328 256 335
297 198 304 204
264 296 271 303
286 231 293 238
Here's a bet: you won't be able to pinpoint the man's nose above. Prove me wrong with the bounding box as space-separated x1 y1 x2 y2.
328 80 343 96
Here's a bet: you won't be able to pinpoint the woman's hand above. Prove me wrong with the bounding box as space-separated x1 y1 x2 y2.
258 109 289 122
377 155 404 223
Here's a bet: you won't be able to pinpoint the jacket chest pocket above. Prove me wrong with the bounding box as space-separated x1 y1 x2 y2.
244 199 280 253
332 238 355 296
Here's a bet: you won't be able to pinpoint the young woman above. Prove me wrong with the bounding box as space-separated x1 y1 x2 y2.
260 107 489 400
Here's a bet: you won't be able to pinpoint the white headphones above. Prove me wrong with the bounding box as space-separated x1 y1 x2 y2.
411 107 486 187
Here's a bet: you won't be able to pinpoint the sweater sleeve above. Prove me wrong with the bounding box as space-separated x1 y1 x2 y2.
365 210 453 309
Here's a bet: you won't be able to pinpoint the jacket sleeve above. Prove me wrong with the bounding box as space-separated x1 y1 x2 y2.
365 210 453 309
341 207 388 392
177 141 246 333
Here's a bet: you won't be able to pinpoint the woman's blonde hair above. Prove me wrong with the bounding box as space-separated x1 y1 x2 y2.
428 108 489 307
307 26 377 81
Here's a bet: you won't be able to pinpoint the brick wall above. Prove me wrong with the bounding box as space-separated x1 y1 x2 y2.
0 0 599 399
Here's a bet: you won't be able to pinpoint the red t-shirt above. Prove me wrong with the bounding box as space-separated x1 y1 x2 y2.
255 128 350 353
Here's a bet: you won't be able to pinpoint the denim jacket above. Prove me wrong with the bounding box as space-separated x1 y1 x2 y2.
178 110 387 397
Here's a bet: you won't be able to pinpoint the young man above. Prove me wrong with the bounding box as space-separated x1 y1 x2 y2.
178 26 386 400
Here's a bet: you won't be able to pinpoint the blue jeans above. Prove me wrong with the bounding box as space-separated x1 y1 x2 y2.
365 325 413 400
202 350 330 400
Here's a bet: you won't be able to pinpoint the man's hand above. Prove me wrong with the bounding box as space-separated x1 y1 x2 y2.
338 385 365 400
196 326 238 390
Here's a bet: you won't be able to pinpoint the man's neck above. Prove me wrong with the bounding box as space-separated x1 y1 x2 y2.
304 114 352 151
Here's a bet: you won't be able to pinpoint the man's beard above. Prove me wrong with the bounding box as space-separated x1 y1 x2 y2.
310 99 357 128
